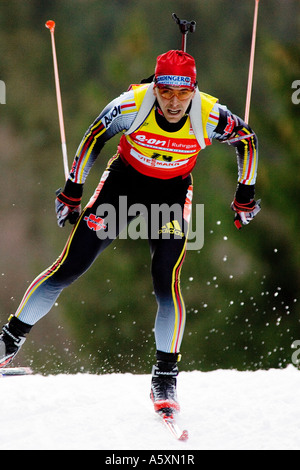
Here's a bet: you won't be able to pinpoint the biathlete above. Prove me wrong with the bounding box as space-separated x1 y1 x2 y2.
0 50 260 414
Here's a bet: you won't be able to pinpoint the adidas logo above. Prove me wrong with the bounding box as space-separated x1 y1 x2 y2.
158 220 184 237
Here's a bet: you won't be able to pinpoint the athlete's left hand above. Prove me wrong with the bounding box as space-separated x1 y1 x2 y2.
231 199 261 229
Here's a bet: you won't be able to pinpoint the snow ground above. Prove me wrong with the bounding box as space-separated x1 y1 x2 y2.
1 366 300 451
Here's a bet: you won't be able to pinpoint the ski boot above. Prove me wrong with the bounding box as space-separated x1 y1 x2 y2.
150 351 180 416
0 316 32 368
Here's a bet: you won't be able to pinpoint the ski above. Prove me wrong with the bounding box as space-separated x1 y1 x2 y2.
0 367 33 377
158 410 189 441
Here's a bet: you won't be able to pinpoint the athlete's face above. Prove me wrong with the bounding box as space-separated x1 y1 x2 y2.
153 85 196 123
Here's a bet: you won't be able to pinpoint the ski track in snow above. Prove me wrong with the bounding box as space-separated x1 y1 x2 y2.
1 366 300 450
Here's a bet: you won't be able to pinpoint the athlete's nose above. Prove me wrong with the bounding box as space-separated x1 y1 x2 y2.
169 95 181 107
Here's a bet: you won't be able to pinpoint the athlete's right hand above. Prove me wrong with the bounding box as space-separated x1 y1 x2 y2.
55 180 83 228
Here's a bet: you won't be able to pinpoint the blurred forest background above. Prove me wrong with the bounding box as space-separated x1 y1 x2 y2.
0 0 299 375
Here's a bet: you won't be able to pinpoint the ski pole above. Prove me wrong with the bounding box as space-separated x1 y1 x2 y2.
234 0 260 230
45 20 69 180
244 0 260 124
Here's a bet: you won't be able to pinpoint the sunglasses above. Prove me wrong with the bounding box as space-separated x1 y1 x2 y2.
156 86 195 101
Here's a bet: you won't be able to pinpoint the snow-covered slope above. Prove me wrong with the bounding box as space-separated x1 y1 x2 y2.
1 366 300 450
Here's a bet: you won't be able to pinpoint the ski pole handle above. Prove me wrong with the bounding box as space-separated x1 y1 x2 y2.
234 214 243 230
172 13 196 52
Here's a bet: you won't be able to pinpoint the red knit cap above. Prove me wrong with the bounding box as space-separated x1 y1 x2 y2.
155 50 197 88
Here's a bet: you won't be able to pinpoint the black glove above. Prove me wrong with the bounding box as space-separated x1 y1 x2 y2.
55 180 83 228
231 183 261 229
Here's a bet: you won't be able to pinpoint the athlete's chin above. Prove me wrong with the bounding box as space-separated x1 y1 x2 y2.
164 110 184 123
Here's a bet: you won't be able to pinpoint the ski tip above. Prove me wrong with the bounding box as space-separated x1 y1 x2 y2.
160 412 189 442
0 367 33 377
179 429 189 441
